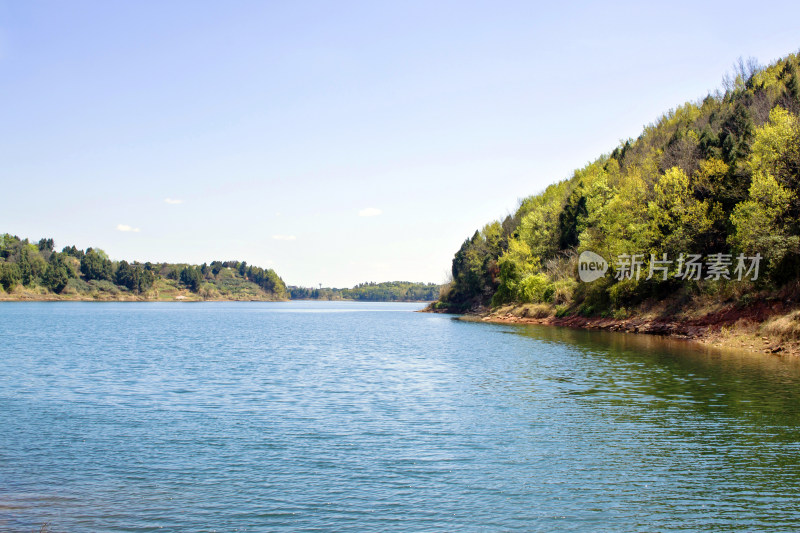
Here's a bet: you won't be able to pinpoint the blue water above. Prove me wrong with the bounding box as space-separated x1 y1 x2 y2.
2 301 800 531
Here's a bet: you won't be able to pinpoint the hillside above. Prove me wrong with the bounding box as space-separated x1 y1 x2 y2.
432 53 800 352
289 281 440 302
0 234 288 301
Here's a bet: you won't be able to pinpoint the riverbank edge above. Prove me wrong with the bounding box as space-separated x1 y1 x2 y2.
422 302 800 357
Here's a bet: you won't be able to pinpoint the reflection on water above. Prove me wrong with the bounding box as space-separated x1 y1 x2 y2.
1 302 800 531
513 324 800 422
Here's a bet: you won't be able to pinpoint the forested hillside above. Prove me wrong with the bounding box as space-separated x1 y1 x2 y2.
289 281 440 302
0 234 288 300
436 53 800 318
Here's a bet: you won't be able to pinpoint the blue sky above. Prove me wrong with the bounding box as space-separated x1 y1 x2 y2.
1 1 799 287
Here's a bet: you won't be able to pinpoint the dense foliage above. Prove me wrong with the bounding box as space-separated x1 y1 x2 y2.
438 53 800 314
0 235 288 300
289 281 440 301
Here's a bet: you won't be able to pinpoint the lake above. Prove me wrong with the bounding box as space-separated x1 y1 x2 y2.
2 301 800 531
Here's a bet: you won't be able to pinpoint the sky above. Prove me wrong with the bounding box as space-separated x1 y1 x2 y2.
1 1 799 287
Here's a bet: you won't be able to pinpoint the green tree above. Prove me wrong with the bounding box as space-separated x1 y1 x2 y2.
648 167 716 258
0 262 21 291
61 245 84 259
42 253 71 293
493 238 536 305
180 266 203 291
38 238 54 252
558 185 588 249
116 260 155 293
18 247 47 286
730 171 797 277
245 265 287 297
81 249 113 281
730 106 800 281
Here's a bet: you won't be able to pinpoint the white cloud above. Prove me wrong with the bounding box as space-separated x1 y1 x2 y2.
164 198 183 204
358 207 382 217
272 235 296 241
116 224 140 233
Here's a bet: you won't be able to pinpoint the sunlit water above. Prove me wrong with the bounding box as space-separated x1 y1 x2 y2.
2 301 800 531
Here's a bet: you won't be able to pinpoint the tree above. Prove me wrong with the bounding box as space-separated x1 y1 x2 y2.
245 265 287 297
38 238 54 252
558 185 588 249
42 253 71 293
749 106 800 227
62 245 84 259
0 262 21 291
116 260 155 293
493 238 536 305
18 247 46 286
730 171 797 278
180 266 203 292
80 249 113 281
783 61 800 107
648 167 715 258
720 102 754 164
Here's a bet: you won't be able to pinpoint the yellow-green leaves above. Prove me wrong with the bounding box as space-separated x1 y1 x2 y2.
648 167 713 256
516 186 564 259
748 106 798 175
597 171 653 259
730 171 798 262
517 273 554 303
693 157 728 198
730 106 800 267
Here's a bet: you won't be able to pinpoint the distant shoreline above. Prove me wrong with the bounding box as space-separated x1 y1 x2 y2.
0 294 433 303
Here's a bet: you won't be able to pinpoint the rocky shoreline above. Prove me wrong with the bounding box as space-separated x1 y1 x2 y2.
426 301 800 357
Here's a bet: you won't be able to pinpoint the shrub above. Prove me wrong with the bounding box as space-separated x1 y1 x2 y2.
552 279 577 305
517 273 555 303
521 303 552 318
613 307 630 320
65 277 91 294
608 278 642 308
88 279 121 295
761 310 800 340
555 305 570 317
198 283 221 300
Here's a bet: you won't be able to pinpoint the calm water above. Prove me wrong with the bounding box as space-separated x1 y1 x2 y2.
2 302 800 532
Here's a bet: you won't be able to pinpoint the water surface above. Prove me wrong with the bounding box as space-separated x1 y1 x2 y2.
1 302 799 531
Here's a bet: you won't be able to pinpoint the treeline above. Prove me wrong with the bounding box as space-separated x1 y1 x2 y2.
436 53 800 315
289 281 440 301
0 235 287 300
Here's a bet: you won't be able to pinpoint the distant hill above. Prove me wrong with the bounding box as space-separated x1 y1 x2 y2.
289 281 440 302
0 234 287 301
